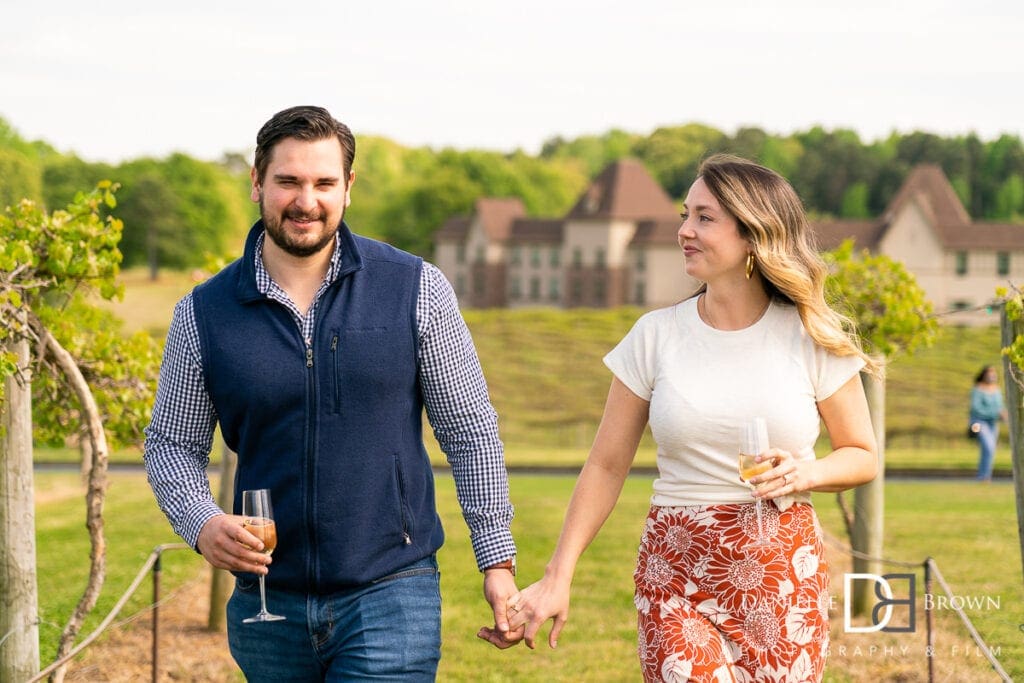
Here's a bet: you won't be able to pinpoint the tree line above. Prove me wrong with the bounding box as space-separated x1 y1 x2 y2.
2 116 1023 274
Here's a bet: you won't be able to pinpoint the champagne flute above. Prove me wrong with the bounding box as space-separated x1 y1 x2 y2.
738 417 778 548
241 489 286 623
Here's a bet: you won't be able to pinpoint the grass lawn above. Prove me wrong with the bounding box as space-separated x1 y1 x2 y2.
33 471 1023 682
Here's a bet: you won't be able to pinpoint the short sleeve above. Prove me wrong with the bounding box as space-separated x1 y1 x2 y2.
603 312 661 401
813 346 866 401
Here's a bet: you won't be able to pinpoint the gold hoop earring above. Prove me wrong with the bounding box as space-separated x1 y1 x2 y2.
745 253 755 279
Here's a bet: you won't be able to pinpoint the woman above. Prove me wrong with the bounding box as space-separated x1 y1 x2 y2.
970 365 1007 481
489 155 878 681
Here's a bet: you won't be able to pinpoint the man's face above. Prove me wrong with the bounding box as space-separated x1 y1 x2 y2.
251 137 354 258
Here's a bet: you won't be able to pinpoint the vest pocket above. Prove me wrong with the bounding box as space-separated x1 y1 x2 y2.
393 455 413 546
330 334 341 414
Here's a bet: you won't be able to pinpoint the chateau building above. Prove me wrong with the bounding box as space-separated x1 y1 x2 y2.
433 159 1024 325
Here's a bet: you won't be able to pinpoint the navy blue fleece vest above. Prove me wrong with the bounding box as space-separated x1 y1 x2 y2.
192 222 443 593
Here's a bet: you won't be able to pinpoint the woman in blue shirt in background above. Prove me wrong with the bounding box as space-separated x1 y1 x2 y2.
970 365 1008 481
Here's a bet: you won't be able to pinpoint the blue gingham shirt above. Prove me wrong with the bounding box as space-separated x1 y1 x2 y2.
144 232 515 571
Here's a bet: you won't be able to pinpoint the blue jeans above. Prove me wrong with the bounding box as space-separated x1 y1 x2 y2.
975 419 999 480
227 556 441 682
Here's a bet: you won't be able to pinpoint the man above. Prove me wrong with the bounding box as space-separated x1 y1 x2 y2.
144 105 519 680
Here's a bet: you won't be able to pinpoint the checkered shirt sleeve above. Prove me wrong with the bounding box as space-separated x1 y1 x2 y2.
418 263 516 571
144 261 516 568
143 295 222 549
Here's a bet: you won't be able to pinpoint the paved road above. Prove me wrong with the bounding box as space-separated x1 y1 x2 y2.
33 461 1013 480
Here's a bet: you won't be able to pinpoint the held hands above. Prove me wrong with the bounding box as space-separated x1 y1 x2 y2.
482 573 571 650
477 568 524 649
196 513 271 574
746 447 805 498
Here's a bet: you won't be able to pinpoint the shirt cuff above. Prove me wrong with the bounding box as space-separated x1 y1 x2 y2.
179 502 227 549
471 529 517 573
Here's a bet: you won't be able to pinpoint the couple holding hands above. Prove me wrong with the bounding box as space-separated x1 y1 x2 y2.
145 105 876 682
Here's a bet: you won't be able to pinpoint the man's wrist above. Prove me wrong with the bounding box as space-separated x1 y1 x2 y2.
483 556 516 576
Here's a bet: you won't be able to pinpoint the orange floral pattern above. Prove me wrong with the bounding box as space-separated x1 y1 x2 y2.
634 503 829 682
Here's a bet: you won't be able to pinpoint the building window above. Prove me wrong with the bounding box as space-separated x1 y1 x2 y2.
472 270 485 296
595 248 606 269
997 252 1010 276
634 281 646 305
475 246 485 264
951 300 971 311
510 277 522 300
550 249 561 268
570 278 583 304
510 246 522 266
635 250 646 273
955 251 968 276
530 247 541 268
572 248 582 268
455 273 466 297
549 277 561 301
594 277 606 304
456 244 466 265
529 277 541 301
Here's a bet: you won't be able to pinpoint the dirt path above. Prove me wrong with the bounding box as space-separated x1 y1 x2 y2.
65 568 239 682
59 546 999 682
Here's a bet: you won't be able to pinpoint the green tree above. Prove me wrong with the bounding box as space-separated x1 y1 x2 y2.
994 174 1024 220
632 123 726 198
823 239 939 616
380 164 484 257
995 285 1024 588
116 168 188 275
895 131 976 210
839 181 872 219
752 134 803 180
791 127 878 216
371 147 586 257
0 148 43 209
980 134 1024 218
869 157 910 215
42 155 116 211
0 184 161 680
0 116 48 158
726 127 770 163
825 240 939 358
116 154 252 272
539 128 641 177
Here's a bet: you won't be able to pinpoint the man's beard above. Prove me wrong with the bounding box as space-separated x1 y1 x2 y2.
261 198 342 258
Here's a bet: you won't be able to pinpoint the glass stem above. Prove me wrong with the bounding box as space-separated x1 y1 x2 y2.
258 573 270 618
755 499 765 541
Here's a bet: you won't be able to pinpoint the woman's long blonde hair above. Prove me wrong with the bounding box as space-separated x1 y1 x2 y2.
697 153 880 375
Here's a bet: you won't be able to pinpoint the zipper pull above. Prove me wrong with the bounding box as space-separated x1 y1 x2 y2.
306 346 314 368
402 532 412 545
331 336 338 352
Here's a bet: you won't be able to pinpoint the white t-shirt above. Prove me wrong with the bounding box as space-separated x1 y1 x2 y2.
604 297 864 508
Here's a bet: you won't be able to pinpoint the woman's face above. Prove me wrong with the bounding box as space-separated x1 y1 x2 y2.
984 367 998 383
677 177 750 284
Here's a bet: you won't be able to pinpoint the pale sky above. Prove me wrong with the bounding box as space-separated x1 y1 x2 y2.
2 0 1022 164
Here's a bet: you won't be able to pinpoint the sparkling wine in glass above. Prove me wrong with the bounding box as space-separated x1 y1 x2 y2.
738 417 778 548
241 489 286 623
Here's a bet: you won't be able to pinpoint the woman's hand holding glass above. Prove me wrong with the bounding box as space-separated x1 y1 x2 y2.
745 448 802 498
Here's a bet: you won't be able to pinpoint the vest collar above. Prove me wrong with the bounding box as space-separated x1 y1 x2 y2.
234 220 365 302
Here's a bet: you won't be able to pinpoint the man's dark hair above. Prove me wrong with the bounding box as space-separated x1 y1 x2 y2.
253 106 356 183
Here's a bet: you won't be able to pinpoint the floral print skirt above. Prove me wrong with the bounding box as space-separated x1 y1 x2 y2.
634 502 829 682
